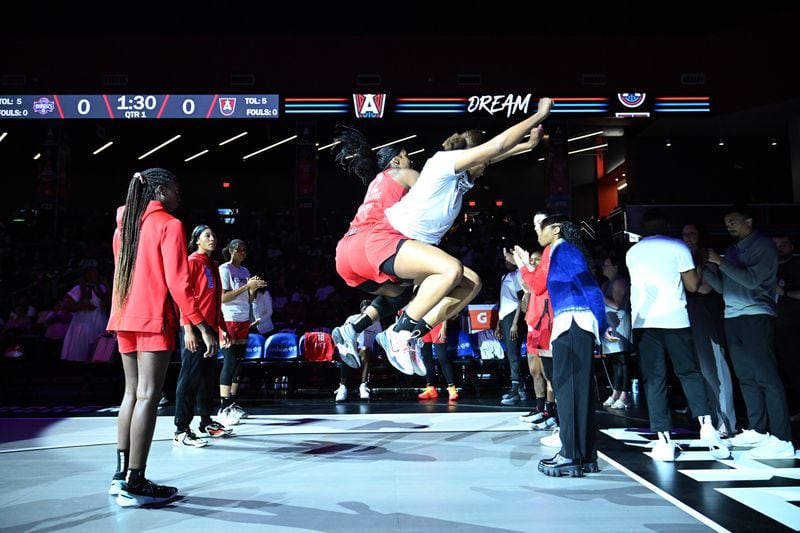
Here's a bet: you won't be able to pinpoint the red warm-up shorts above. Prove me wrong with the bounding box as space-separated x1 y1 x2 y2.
117 330 176 354
336 219 407 288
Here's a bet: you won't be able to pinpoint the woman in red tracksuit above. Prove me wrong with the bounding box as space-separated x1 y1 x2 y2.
107 168 219 507
173 224 232 447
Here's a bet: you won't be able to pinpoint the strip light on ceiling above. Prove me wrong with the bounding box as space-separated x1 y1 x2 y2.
185 149 209 162
242 135 298 160
92 141 113 155
138 135 182 160
219 132 248 146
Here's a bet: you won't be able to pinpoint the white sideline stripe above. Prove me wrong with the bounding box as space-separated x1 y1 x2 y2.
597 450 730 533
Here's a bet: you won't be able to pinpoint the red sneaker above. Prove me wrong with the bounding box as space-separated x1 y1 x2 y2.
418 386 438 400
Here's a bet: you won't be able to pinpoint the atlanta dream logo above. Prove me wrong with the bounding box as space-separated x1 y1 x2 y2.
219 97 237 116
353 94 386 118
617 92 646 108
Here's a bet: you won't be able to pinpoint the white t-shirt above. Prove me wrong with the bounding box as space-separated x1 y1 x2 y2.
384 150 474 245
626 235 695 329
219 262 251 322
498 270 522 319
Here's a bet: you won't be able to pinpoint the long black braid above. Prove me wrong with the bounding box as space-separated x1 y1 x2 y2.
114 168 177 309
541 214 598 278
333 125 402 186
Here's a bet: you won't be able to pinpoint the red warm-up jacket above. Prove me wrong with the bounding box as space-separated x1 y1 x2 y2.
520 245 553 353
180 251 226 334
107 201 204 334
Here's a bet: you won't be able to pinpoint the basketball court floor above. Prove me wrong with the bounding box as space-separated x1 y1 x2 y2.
1 396 798 532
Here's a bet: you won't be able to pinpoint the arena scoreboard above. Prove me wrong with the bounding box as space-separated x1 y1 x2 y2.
0 94 279 119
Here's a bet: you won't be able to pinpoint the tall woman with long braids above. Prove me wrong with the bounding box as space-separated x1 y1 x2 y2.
513 215 606 477
107 168 219 507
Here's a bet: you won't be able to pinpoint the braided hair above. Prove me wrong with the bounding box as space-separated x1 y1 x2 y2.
223 239 246 261
114 168 177 308
333 125 402 185
540 214 598 278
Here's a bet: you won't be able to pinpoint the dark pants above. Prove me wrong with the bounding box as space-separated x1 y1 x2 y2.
552 321 595 461
501 313 522 384
174 341 217 431
420 342 455 386
634 327 711 432
725 315 791 441
776 320 800 415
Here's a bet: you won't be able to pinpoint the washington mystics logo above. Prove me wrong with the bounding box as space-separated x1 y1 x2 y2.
353 94 386 118
617 93 646 108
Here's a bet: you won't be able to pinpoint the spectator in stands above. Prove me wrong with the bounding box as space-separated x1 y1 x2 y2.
251 283 275 337
61 260 110 362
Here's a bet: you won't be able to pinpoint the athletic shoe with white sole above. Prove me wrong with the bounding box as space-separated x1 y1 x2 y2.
651 439 680 462
116 479 178 507
746 435 796 459
333 324 361 368
728 429 770 448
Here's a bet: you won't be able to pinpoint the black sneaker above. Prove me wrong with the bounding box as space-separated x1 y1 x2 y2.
116 479 179 507
538 454 584 477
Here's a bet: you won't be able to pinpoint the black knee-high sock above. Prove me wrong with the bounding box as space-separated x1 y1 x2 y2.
411 319 433 338
351 314 373 334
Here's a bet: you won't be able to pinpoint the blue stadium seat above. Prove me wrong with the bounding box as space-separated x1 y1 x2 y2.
264 332 299 360
446 328 475 359
245 333 266 360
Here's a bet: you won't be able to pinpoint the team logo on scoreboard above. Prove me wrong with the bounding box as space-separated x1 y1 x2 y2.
219 97 237 116
353 94 386 118
617 93 646 108
32 97 55 116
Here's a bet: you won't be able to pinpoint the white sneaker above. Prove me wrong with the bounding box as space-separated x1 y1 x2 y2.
610 398 630 409
530 416 558 431
359 383 371 400
173 430 208 448
651 439 680 462
746 435 796 459
333 324 361 368
408 339 427 377
229 403 248 419
602 395 617 407
217 406 241 426
377 329 415 375
540 428 562 448
334 384 347 402
108 478 125 495
700 425 731 459
728 429 770 448
519 411 545 424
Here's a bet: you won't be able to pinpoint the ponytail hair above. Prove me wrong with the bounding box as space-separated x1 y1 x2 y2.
442 129 485 151
223 239 246 261
114 168 177 308
540 214 598 277
188 224 211 253
333 125 401 185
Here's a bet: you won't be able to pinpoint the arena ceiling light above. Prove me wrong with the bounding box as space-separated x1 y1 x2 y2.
184 149 209 162
407 148 425 156
0 132 7 143
317 140 340 151
372 134 417 151
568 143 608 155
138 134 182 160
218 131 248 146
92 141 113 155
242 134 298 160
567 131 604 142
33 152 41 160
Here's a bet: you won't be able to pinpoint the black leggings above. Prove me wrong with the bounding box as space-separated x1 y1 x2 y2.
607 351 630 391
220 344 246 386
419 342 455 386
